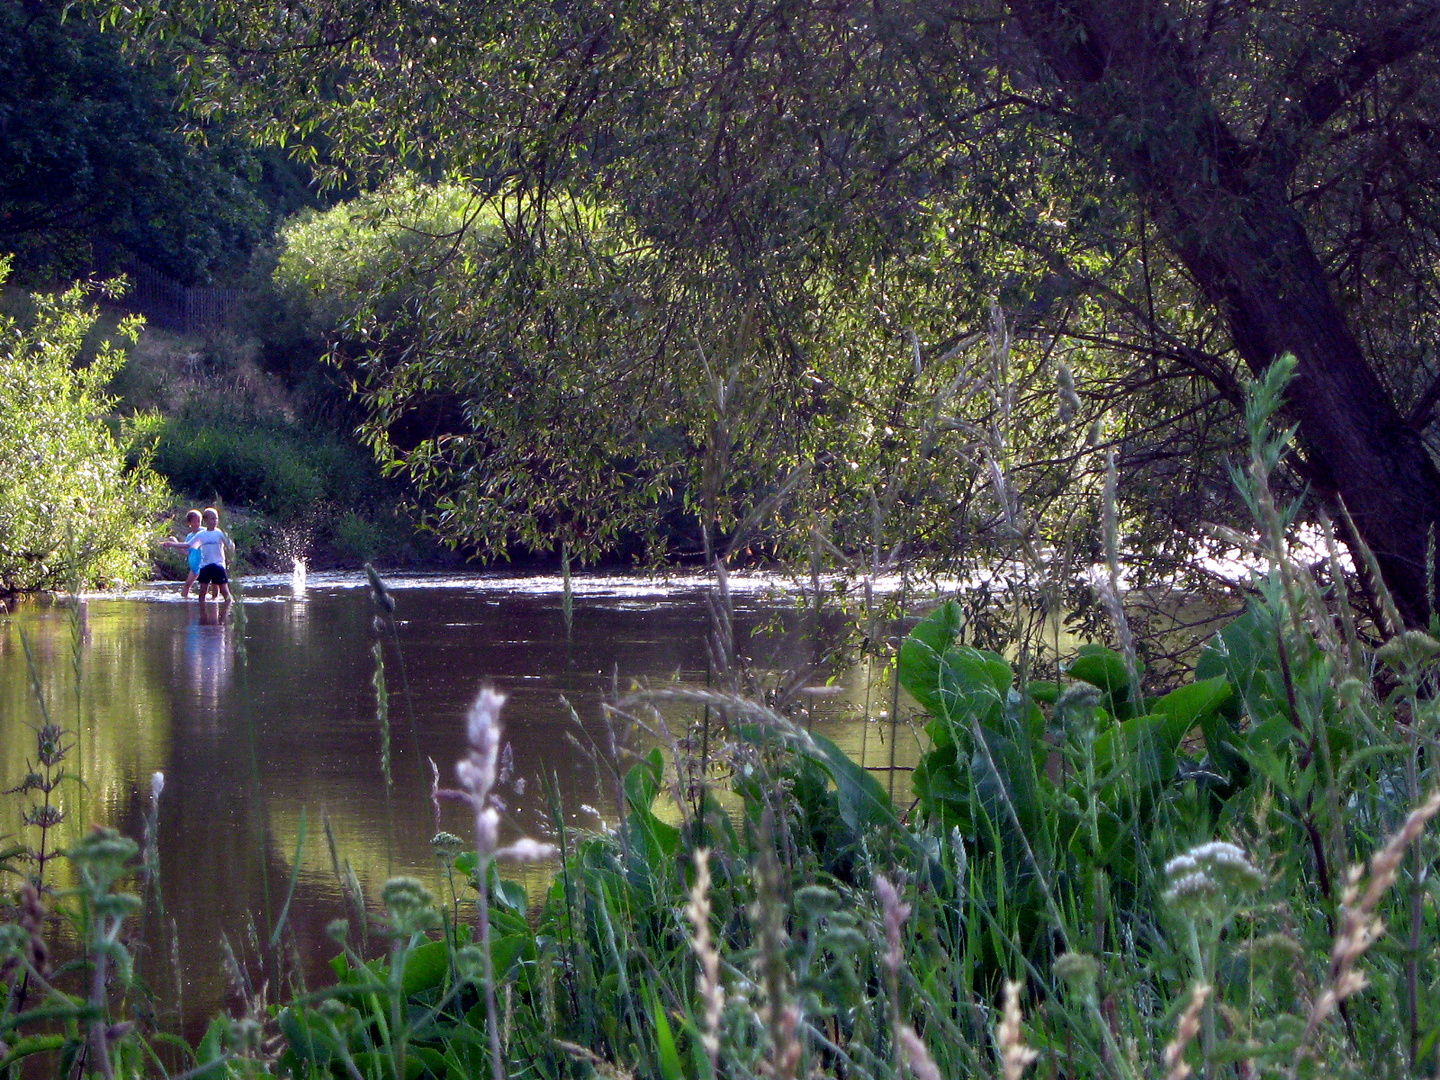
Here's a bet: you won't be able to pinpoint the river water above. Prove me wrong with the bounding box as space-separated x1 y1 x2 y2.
0 571 922 1030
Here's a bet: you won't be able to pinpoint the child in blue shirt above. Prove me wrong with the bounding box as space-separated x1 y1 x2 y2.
161 509 204 598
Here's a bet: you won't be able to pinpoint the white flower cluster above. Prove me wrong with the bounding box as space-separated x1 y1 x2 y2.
1163 841 1265 916
455 688 558 864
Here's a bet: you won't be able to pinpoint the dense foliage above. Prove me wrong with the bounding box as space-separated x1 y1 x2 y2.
0 0 284 286
271 180 1210 629
0 265 168 593
5 554 1439 1079
103 0 1440 618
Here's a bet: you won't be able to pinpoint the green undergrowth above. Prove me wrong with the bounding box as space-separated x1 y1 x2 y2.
114 323 441 571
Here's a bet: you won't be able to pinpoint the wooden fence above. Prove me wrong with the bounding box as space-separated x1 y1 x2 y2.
123 262 246 336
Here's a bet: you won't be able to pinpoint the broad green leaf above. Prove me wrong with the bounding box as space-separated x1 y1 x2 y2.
808 729 898 835
935 646 1012 730
401 938 449 996
1149 676 1231 730
897 600 964 713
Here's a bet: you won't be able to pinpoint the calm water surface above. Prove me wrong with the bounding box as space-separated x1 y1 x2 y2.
0 571 921 1028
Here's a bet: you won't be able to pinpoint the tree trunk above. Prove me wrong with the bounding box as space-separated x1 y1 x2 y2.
1002 0 1440 625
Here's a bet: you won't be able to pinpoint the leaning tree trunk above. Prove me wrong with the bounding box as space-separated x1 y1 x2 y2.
1002 0 1440 626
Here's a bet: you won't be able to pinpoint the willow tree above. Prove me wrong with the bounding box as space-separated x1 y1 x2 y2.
113 0 1440 617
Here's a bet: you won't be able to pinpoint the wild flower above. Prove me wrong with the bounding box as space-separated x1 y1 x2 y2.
0 882 48 1000
7 637 73 889
430 831 465 866
433 687 557 1080
453 944 488 983
381 876 440 937
874 875 910 980
1163 841 1265 917
492 837 555 861
1055 681 1104 717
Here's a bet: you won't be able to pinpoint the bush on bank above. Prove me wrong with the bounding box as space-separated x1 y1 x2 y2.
0 265 169 594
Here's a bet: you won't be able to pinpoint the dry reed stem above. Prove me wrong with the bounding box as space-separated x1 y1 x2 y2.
1162 982 1212 1080
1291 788 1440 1071
997 980 1038 1080
753 839 802 1080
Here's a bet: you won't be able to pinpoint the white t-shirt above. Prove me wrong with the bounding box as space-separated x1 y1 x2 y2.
190 528 228 568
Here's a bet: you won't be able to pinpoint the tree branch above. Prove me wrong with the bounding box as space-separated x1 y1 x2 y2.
1281 5 1440 149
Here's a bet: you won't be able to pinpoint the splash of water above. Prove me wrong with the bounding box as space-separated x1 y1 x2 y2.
291 558 307 597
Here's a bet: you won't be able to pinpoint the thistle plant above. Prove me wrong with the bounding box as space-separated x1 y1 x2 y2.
11 629 73 893
69 827 143 1080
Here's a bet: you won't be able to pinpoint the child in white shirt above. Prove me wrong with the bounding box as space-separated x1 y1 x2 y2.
190 506 234 603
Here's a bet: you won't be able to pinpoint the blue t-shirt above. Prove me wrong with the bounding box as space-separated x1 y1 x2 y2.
184 531 203 573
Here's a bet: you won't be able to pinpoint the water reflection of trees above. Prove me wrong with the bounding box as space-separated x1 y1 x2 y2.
0 601 173 877
0 585 928 1035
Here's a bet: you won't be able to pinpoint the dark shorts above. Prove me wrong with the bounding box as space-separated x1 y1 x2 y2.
196 564 229 586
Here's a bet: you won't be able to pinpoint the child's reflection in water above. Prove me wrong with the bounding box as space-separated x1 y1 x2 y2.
184 600 233 726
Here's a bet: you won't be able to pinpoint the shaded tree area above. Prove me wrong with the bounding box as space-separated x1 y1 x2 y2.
104 0 1440 618
0 0 322 285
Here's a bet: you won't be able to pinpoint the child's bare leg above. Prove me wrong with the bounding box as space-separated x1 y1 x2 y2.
183 571 196 599
197 582 209 604
219 584 232 602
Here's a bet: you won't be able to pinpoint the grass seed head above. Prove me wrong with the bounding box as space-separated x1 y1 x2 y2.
997 980 1038 1080
1162 982 1211 1080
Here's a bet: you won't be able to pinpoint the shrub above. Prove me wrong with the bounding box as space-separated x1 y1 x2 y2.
150 415 391 519
0 264 169 592
332 510 389 563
